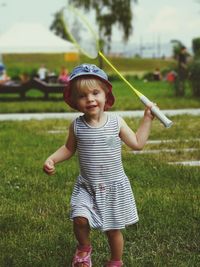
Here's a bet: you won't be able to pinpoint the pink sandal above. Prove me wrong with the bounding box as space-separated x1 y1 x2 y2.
72 245 92 267
105 260 123 267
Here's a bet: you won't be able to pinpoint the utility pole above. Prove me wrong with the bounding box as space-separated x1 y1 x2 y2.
157 35 161 58
139 37 143 57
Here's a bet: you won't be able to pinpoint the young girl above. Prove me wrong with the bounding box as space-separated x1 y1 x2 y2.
43 64 154 267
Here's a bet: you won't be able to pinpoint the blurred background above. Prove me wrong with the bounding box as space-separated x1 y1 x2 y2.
0 0 200 102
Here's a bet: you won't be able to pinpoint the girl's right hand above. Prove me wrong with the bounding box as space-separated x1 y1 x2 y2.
144 105 155 121
43 158 55 175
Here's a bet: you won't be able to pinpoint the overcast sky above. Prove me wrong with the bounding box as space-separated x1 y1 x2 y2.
0 0 199 47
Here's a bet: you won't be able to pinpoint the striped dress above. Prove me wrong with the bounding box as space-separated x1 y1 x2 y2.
70 114 139 231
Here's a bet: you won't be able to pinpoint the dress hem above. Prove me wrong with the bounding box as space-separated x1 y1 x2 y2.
70 213 139 232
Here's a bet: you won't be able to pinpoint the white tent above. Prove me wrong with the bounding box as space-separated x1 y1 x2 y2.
0 23 78 54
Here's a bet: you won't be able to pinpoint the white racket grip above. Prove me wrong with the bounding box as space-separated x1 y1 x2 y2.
140 95 173 128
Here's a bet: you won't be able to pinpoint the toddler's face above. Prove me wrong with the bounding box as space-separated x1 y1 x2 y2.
75 83 107 115
70 78 109 113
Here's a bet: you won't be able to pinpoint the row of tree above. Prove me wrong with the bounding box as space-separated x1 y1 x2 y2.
50 1 200 97
189 38 200 96
171 38 200 97
50 0 137 67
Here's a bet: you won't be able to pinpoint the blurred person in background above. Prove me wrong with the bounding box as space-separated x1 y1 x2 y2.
153 68 162 81
0 62 11 85
58 66 69 84
37 64 48 81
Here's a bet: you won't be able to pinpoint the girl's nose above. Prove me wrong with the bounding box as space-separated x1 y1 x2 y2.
87 94 94 102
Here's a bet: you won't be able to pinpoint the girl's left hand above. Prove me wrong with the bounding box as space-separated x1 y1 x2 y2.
43 158 55 175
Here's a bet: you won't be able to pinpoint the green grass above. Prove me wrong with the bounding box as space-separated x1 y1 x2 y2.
0 80 199 113
0 116 199 266
4 54 175 75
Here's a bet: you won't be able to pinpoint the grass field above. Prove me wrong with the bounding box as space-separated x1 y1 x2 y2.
1 55 199 266
4 54 175 76
0 115 199 267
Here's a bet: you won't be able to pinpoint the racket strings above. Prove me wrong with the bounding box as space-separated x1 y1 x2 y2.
62 6 99 59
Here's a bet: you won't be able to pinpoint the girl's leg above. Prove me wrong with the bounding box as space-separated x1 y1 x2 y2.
73 216 91 246
106 230 124 261
73 217 91 267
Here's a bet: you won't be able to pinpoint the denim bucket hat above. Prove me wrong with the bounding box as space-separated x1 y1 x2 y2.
63 64 115 110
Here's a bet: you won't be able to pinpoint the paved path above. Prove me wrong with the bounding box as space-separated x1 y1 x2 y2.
0 108 200 121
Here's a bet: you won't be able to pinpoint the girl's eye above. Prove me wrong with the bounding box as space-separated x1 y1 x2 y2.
78 94 85 98
93 90 99 95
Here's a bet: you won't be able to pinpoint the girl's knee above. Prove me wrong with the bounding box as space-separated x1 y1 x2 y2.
73 216 89 227
106 229 121 238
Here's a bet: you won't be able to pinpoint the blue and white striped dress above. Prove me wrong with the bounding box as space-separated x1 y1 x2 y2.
70 114 139 231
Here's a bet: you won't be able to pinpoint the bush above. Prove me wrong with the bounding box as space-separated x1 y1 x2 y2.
189 59 200 97
7 66 35 80
142 71 154 81
192 37 200 58
7 66 22 80
108 74 140 82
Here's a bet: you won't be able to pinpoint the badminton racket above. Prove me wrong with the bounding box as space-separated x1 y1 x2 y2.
61 5 173 128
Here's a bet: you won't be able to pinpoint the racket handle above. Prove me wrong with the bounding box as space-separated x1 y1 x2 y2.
140 95 173 128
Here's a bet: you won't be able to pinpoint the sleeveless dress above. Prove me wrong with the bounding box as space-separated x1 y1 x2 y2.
70 114 139 231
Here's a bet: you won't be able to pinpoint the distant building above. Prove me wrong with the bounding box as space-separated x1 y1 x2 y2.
109 41 192 58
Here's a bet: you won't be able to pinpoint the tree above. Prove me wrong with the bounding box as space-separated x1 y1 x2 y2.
50 10 70 40
189 38 200 97
170 39 184 59
192 37 200 58
170 40 191 96
50 9 83 44
51 0 137 67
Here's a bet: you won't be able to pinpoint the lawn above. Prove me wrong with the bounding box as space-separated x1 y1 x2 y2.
4 54 175 76
1 55 199 266
0 115 199 267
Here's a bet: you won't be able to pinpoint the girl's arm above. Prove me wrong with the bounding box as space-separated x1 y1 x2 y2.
43 122 77 175
119 107 154 150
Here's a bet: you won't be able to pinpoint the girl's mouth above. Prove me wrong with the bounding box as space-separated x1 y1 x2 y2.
86 105 97 109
